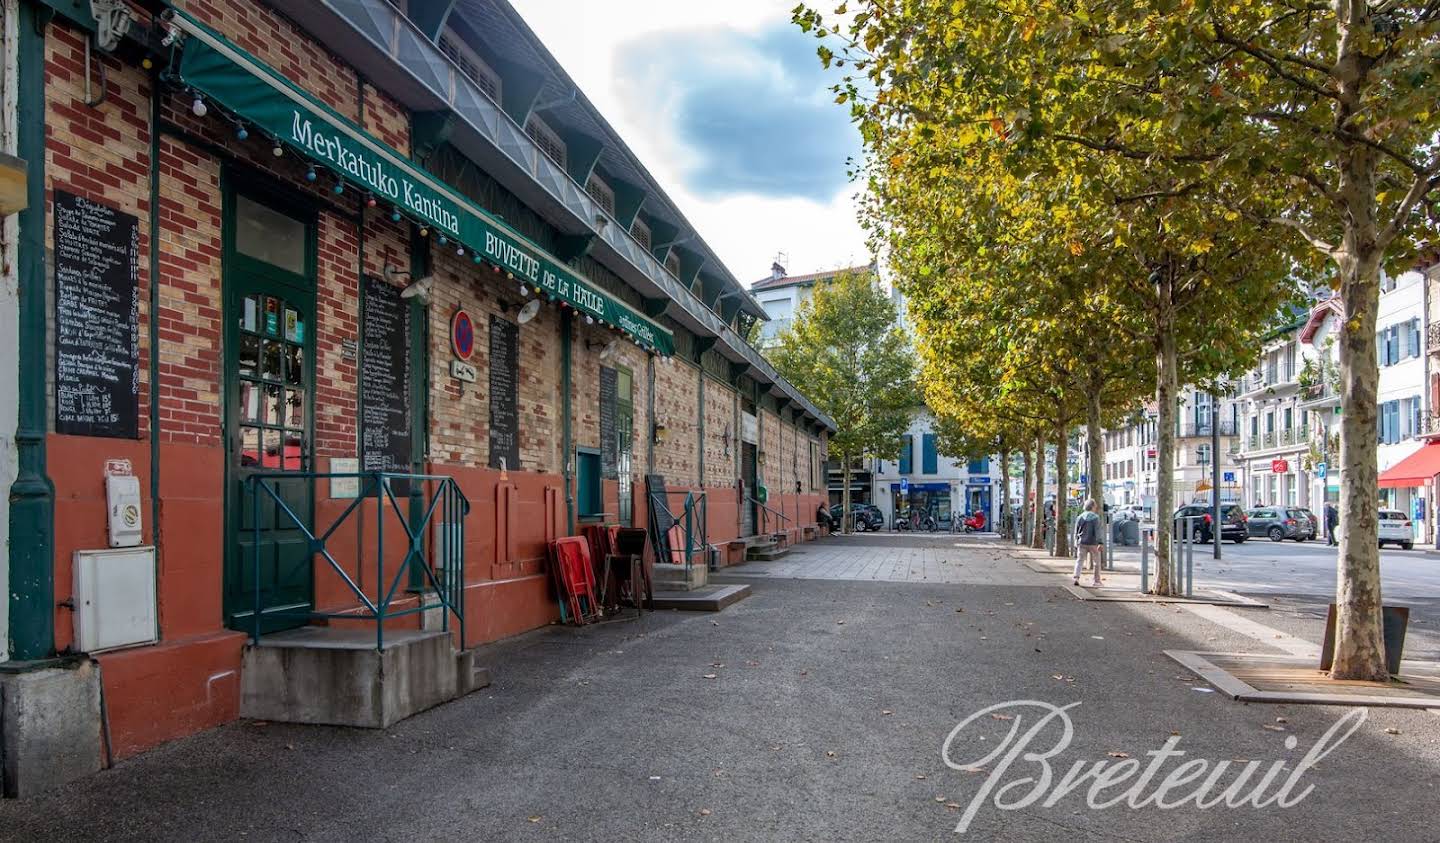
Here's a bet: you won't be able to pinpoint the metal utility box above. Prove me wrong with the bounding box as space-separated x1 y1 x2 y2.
73 547 158 653
106 473 144 547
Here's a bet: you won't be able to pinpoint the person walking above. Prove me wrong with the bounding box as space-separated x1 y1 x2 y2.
1073 499 1104 587
1325 502 1339 546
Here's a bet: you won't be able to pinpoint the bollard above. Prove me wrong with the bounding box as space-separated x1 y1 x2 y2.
1140 526 1150 593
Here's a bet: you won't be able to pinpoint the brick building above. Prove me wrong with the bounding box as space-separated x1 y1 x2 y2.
0 0 832 794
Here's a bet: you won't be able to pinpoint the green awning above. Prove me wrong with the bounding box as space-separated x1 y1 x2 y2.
168 9 674 356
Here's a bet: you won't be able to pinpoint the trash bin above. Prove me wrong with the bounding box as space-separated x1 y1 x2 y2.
1114 517 1139 546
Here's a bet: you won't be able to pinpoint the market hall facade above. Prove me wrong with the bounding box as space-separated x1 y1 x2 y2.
0 0 832 793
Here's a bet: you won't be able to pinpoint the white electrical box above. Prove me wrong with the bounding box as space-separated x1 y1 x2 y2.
74 546 158 653
106 473 143 547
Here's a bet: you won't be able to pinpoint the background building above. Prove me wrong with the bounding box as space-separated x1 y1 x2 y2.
871 409 1001 529
750 261 875 346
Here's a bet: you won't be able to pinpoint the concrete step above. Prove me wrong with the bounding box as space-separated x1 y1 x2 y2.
241 627 487 729
746 540 789 561
649 583 752 612
652 561 708 591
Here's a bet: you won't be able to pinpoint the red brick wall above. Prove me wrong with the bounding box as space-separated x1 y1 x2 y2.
652 358 699 487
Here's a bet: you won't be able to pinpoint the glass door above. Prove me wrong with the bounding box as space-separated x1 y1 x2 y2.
223 186 317 632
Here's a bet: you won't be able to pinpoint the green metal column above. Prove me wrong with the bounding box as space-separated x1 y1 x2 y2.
561 310 574 534
9 0 56 661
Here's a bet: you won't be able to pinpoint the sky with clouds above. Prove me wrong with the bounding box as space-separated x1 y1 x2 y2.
507 0 870 286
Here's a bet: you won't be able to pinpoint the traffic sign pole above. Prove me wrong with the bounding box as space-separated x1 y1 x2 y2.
1212 391 1222 560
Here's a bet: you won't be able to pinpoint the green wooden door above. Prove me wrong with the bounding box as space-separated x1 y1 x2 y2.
223 186 317 632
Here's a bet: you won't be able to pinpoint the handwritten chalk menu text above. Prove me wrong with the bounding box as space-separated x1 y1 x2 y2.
360 275 412 474
53 190 141 438
488 315 520 471
599 366 618 478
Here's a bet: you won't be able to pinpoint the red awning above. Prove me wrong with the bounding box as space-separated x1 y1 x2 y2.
1377 443 1440 488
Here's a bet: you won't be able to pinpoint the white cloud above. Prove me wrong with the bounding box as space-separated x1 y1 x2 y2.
507 0 869 284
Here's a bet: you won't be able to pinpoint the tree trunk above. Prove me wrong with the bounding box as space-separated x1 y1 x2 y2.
1021 446 1033 544
841 452 853 535
1053 427 1070 559
1086 390 1104 509
1330 203 1388 676
1030 437 1046 548
1153 268 1178 596
998 447 1011 538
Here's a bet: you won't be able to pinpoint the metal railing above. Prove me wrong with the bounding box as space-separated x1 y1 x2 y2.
1244 427 1309 452
1175 421 1237 438
246 471 468 650
747 495 792 537
649 489 708 572
1429 322 1440 353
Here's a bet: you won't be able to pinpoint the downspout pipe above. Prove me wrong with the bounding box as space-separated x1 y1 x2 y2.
8 0 56 662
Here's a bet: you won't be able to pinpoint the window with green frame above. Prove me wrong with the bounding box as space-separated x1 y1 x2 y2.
898 435 913 474
576 448 603 519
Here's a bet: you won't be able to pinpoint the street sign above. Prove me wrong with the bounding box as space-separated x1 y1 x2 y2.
1223 471 1235 483
1271 459 1289 473
1079 473 1087 485
1316 462 1327 479
899 477 909 494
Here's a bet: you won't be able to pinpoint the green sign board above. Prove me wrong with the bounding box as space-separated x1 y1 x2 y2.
171 9 674 356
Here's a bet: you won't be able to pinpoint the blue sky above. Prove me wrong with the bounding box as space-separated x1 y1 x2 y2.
614 25 860 203
508 1 870 283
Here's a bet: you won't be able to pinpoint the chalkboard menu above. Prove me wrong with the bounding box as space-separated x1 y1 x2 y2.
53 190 140 438
599 366 618 478
360 274 412 477
488 315 520 471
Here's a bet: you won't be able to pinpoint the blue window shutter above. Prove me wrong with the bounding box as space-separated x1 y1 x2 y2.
898 435 913 474
922 434 938 475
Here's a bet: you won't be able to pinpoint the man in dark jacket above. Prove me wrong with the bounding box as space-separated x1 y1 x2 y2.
1325 503 1339 546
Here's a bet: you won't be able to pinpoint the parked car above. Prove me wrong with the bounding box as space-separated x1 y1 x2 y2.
1295 507 1319 538
831 503 884 532
1377 509 1414 550
1245 507 1316 542
1173 503 1248 543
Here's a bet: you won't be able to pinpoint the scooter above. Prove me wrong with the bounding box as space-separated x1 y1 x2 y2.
961 512 988 533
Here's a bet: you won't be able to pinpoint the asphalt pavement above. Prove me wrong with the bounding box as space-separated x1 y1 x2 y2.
1 534 1435 842
1109 536 1440 601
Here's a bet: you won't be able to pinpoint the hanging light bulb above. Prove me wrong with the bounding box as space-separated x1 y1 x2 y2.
141 56 154 70
519 283 529 296
472 254 483 264
456 246 465 256
390 208 402 223
305 167 317 182
272 142 284 157
332 178 344 195
438 235 448 246
505 272 514 280
235 124 248 141
585 315 594 325
365 195 377 208
418 226 429 237
191 94 207 117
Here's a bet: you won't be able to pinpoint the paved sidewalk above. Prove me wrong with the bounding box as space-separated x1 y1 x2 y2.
729 533 1054 585
1 534 1435 841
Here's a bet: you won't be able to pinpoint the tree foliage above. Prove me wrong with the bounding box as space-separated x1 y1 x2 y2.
797 0 1440 678
769 271 917 530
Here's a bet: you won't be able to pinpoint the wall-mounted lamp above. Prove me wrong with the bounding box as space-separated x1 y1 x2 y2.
652 421 668 445
757 450 767 466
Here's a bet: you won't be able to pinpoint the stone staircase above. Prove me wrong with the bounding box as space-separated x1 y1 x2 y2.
746 533 790 562
652 561 708 591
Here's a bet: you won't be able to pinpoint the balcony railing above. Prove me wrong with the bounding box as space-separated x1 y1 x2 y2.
1429 323 1440 354
1243 427 1310 452
1422 413 1440 438
1299 381 1339 404
1175 421 1237 438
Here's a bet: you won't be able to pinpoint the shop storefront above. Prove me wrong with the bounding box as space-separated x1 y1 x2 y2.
3 0 834 793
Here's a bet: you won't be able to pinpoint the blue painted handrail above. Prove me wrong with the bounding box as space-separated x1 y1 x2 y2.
246 471 469 650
